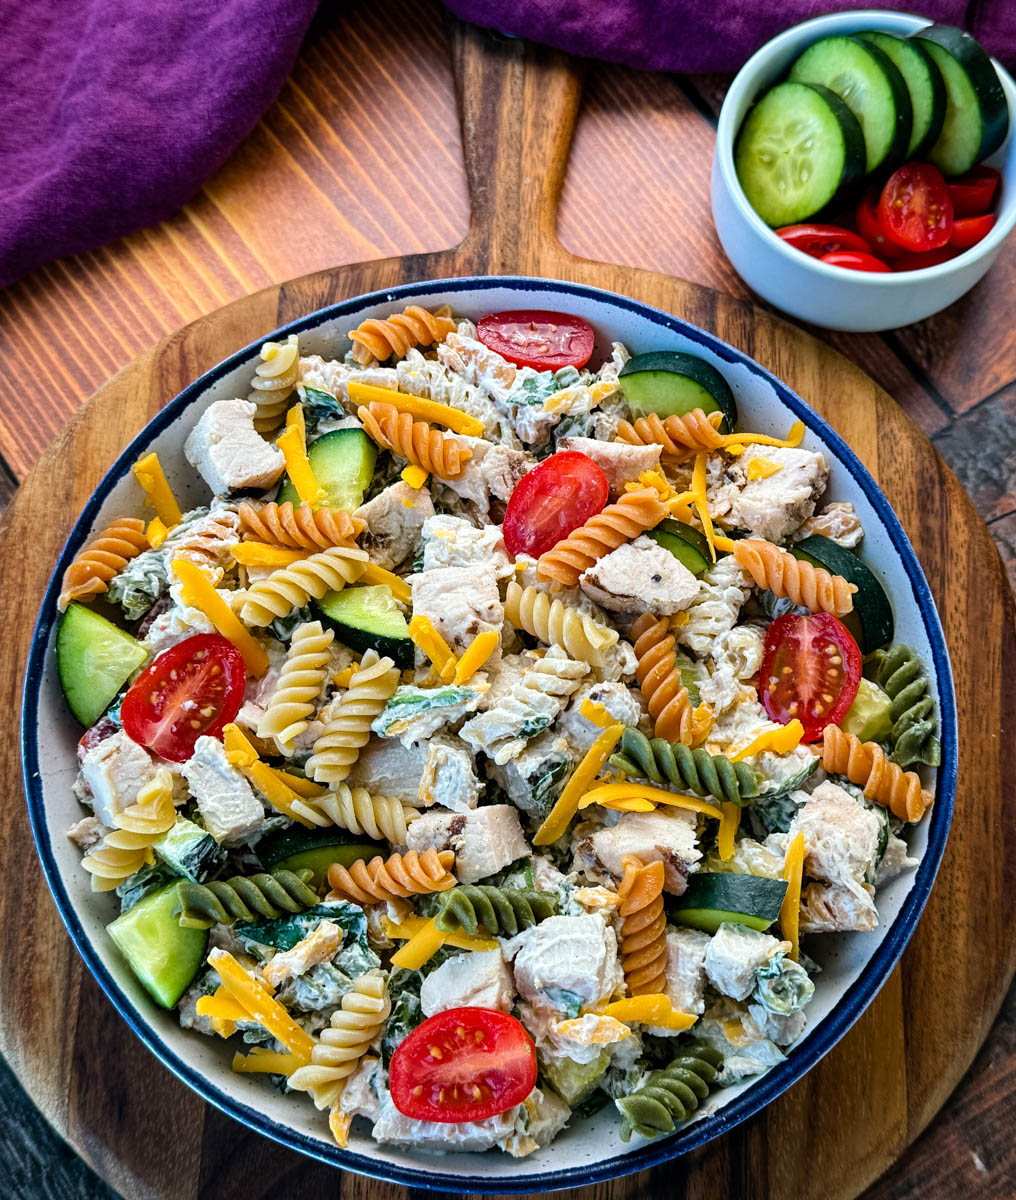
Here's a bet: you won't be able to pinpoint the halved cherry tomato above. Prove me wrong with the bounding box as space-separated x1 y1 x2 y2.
120 633 247 762
947 165 1000 218
477 310 595 371
820 251 892 273
891 246 959 271
776 223 872 257
879 163 953 251
389 1007 537 1123
854 186 903 259
949 213 996 251
760 613 861 743
502 451 608 558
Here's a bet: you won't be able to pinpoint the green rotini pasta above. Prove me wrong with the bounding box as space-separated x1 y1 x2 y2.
609 728 760 806
615 1044 724 1141
172 868 320 929
870 644 941 769
422 885 557 937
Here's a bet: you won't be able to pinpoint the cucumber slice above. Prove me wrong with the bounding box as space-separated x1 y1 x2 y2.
735 82 866 226
314 584 413 667
858 31 947 159
107 883 208 1009
791 534 894 653
56 603 148 727
671 873 788 934
841 676 893 743
277 428 377 512
647 519 712 576
789 36 912 174
259 826 381 890
914 26 1009 175
619 351 737 431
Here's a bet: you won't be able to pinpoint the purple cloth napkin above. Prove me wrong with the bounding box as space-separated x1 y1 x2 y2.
0 1 317 288
444 0 1016 74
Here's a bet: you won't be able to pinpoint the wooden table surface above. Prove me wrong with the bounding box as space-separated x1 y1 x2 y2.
1 1 1014 1197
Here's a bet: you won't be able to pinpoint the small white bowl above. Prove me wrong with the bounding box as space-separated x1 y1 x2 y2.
711 9 1016 331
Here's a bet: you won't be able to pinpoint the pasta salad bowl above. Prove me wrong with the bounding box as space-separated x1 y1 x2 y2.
22 277 956 1192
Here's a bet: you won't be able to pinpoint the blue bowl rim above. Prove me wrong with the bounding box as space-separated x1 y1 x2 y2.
21 274 957 1193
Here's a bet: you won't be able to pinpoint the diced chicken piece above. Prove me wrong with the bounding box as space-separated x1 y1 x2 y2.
507 914 623 1011
703 924 787 1001
407 804 528 883
557 435 661 493
485 732 573 821
354 481 434 570
499 1088 571 1157
79 730 157 828
558 681 643 755
581 809 701 895
420 949 515 1017
793 500 864 549
183 399 285 496
799 882 878 933
371 1092 519 1152
442 437 534 512
181 735 264 846
744 1003 807 1047
418 734 481 811
789 781 883 895
346 737 426 803
709 445 829 544
66 815 107 852
661 927 711 1017
336 1055 383 1122
875 834 918 886
579 536 699 615
421 515 513 578
262 920 342 987
410 564 503 654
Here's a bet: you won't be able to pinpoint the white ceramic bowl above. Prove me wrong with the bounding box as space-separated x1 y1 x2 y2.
711 10 1016 331
23 278 956 1191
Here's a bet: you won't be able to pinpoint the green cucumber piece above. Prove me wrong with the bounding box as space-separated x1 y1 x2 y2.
277 428 377 512
259 827 381 890
735 82 866 226
841 676 893 743
314 584 413 667
914 26 1009 175
671 873 788 934
647 519 712 576
858 31 946 159
107 883 208 1009
790 534 894 653
619 351 737 430
56 603 148 727
154 816 226 882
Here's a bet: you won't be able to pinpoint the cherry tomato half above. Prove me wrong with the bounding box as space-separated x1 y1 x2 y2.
760 613 862 743
502 451 608 558
389 1007 537 1123
477 310 595 371
819 251 892 273
854 186 903 259
891 246 959 271
947 165 1000 218
776 223 871 257
879 163 953 251
121 633 247 762
949 213 996 251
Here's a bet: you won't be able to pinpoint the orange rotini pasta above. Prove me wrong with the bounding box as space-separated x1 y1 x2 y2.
238 500 364 550
632 612 711 745
732 538 856 616
614 409 726 458
326 849 457 906
820 726 932 822
617 856 667 995
58 517 149 611
357 401 472 481
349 304 456 366
536 488 667 587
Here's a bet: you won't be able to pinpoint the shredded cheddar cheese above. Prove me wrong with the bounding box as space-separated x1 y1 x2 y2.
408 614 457 683
717 801 740 861
171 559 269 677
360 562 411 604
222 723 314 826
452 630 498 684
534 722 625 846
232 542 308 568
276 409 326 509
729 718 805 763
382 915 498 957
232 1048 303 1076
781 830 806 961
553 1015 630 1045
579 697 614 728
389 918 448 969
721 421 805 451
196 988 248 1024
747 456 783 481
208 948 314 1063
596 995 697 1031
146 517 169 549
272 768 326 799
401 464 429 489
577 781 722 820
332 665 358 688
133 452 183 527
691 452 718 562
346 380 484 436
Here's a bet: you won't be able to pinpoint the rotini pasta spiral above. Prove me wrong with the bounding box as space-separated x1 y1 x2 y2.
239 545 368 626
172 869 319 929
58 517 149 611
615 1045 724 1141
305 649 400 785
257 621 334 753
617 856 667 995
326 849 456 905
536 488 668 587
348 304 456 366
249 334 299 432
732 538 856 616
425 885 557 937
291 784 420 846
504 581 618 668
357 401 472 480
238 501 364 550
609 728 759 806
870 644 942 768
632 614 710 745
614 409 725 458
820 726 932 822
81 768 176 892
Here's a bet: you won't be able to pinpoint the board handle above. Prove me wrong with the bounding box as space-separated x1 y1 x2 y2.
447 17 585 275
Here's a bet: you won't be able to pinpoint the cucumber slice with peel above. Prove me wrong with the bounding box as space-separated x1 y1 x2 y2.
671 873 788 934
858 31 946 159
314 584 413 667
647 520 712 576
619 351 737 430
56 602 148 726
277 428 377 513
107 884 208 1009
791 534 894 653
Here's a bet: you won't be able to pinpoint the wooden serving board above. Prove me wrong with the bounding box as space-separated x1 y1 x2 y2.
2 20 1014 1200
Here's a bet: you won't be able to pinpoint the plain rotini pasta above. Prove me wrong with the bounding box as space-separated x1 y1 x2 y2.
504 581 618 668
326 849 456 905
81 768 176 892
348 304 456 366
357 401 472 480
614 409 726 458
290 784 420 846
615 1045 724 1141
249 334 299 432
305 649 400 784
240 545 368 626
172 869 319 929
675 557 751 658
616 856 667 995
732 538 856 616
870 643 942 768
59 517 149 611
632 613 710 745
609 728 759 805
238 500 364 550
536 488 668 587
257 621 334 753
820 726 932 822
425 885 557 938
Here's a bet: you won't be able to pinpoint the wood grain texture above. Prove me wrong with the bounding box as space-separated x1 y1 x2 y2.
0 6 1014 1200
